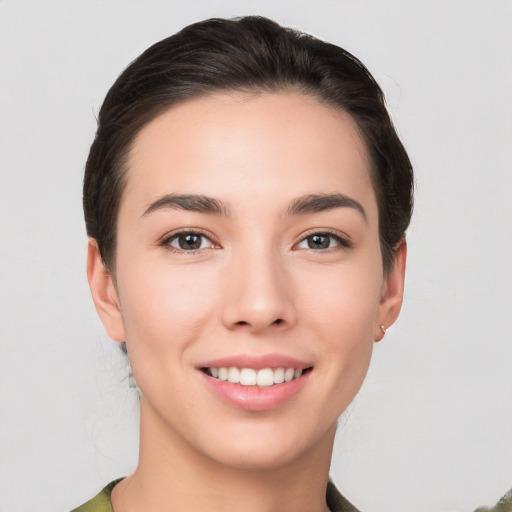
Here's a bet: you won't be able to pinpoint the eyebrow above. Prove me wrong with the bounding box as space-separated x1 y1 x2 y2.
286 193 367 222
142 192 366 221
143 194 230 217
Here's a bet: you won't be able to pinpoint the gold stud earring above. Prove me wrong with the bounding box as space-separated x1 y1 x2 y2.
380 325 386 336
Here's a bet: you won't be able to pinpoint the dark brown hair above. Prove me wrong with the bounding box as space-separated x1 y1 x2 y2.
84 16 413 274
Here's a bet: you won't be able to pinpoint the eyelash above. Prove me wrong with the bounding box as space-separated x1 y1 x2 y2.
294 229 352 252
159 228 352 254
159 229 219 254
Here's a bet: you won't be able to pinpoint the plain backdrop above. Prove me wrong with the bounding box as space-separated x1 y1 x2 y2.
1 1 511 511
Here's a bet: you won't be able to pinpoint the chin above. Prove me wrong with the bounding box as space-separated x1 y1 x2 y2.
198 422 336 471
208 443 303 471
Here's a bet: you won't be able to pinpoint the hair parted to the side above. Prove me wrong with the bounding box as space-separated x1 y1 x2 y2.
84 15 413 275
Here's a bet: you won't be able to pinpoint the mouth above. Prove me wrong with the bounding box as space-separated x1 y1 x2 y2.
201 366 313 387
198 355 313 411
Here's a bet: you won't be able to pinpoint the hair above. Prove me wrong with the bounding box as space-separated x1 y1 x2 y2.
84 15 413 275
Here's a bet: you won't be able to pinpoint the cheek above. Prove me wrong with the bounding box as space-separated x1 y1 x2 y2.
115 257 219 361
295 261 381 393
297 260 382 340
307 293 376 419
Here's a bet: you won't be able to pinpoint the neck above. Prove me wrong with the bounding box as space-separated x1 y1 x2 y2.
112 397 335 512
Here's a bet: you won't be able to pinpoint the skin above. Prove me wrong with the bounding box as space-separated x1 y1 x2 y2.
87 92 406 512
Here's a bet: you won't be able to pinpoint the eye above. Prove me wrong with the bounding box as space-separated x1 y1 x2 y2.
295 232 350 251
164 231 216 252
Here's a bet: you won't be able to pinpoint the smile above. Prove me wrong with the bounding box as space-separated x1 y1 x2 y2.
203 367 309 387
198 355 313 411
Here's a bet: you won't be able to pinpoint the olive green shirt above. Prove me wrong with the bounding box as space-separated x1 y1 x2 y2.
70 479 512 512
70 479 361 512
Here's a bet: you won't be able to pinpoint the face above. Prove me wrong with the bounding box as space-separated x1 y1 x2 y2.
89 92 405 470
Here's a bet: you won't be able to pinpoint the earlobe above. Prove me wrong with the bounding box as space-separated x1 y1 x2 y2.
375 239 407 342
87 239 126 343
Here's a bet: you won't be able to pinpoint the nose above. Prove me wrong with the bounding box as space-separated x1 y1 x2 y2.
220 247 297 333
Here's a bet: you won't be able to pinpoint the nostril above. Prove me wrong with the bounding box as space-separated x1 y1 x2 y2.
234 318 283 327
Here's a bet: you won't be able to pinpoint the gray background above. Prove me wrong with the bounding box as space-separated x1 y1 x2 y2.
1 1 511 511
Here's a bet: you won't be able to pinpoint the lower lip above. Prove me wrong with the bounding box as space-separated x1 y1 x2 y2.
200 371 311 411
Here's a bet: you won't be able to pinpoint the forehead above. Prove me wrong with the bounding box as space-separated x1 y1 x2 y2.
123 92 376 217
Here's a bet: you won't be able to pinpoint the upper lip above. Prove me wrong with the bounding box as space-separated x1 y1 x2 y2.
198 354 312 371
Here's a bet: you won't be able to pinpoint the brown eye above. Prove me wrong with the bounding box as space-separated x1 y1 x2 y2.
307 234 331 249
295 232 350 251
167 232 213 251
179 234 202 250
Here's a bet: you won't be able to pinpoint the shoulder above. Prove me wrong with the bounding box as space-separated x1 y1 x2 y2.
69 478 357 512
326 480 362 512
473 488 512 512
69 479 123 512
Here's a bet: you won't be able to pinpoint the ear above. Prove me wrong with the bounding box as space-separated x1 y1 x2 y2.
87 238 125 343
375 239 407 341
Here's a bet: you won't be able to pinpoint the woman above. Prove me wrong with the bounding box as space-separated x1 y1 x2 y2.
74 16 412 512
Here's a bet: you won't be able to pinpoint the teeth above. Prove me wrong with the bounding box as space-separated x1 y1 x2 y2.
284 368 295 382
227 367 240 383
239 368 257 385
256 368 274 387
208 366 306 386
273 367 285 384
